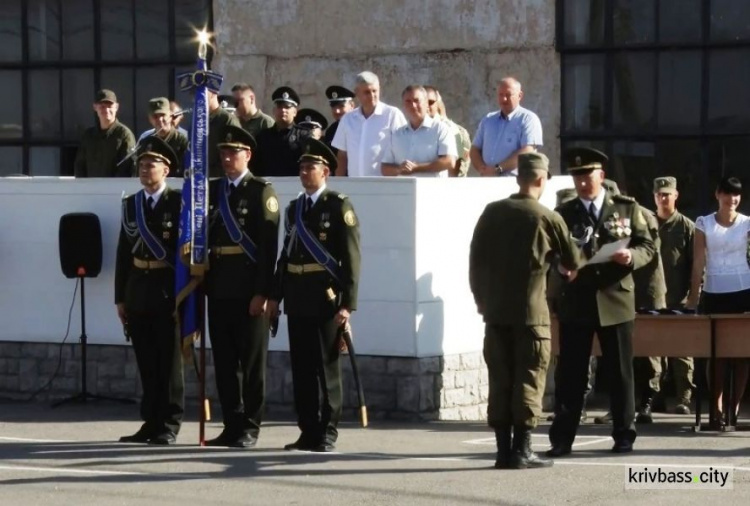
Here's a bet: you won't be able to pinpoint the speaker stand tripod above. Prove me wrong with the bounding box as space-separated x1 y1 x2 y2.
52 277 134 408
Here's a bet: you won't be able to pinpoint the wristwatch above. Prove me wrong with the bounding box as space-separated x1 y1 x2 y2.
495 165 504 175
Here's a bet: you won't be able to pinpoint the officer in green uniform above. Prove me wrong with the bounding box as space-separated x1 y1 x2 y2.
254 87 303 177
548 148 656 457
323 85 355 155
208 90 241 178
470 153 582 470
115 135 184 445
143 97 189 176
75 89 136 177
654 176 695 414
267 138 361 453
205 125 280 448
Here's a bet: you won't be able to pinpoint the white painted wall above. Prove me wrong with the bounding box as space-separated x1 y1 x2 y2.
0 176 572 357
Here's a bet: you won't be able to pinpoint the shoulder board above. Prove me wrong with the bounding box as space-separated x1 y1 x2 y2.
335 192 348 200
613 194 636 203
249 176 270 186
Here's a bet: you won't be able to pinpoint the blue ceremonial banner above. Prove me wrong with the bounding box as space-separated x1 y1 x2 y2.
175 50 223 356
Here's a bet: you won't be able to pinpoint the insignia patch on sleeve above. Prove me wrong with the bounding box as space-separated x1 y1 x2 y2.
266 196 279 213
344 209 356 227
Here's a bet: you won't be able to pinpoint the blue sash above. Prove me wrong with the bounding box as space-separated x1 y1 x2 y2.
134 190 173 268
218 178 258 262
294 194 342 284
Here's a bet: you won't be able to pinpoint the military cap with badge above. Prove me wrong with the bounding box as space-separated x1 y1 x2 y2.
217 125 257 151
272 86 300 108
295 108 329 131
653 177 678 194
148 97 171 116
299 138 338 171
566 147 608 174
137 135 179 168
325 85 355 105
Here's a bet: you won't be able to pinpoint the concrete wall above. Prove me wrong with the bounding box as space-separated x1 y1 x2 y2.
212 0 562 170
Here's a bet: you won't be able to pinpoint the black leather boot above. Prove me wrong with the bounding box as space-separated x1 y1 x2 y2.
494 427 512 469
510 427 553 469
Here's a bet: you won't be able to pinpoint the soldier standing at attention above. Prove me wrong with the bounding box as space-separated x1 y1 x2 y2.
267 138 361 453
470 153 582 469
205 125 280 448
115 136 184 445
548 148 655 457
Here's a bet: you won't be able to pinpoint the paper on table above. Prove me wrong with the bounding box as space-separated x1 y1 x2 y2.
585 238 631 265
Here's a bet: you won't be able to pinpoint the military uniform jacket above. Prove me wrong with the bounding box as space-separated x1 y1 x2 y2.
254 125 304 177
115 187 181 314
469 194 582 328
272 189 361 318
556 193 656 327
208 108 241 178
323 121 340 155
161 129 189 177
205 173 280 301
74 120 136 178
633 207 667 310
239 110 275 138
658 210 695 308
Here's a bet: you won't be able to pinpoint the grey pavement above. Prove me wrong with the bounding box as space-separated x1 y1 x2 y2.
1 401 749 505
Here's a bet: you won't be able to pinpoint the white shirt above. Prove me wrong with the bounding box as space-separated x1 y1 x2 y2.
696 213 750 293
579 190 607 220
304 184 326 205
381 115 457 178
228 169 249 187
143 183 166 207
332 101 407 177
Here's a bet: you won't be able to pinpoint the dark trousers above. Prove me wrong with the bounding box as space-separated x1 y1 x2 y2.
128 311 184 434
287 316 342 444
207 299 269 438
550 321 636 445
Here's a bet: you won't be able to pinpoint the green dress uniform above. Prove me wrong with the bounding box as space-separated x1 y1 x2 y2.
655 176 696 409
549 148 656 455
208 106 241 178
272 139 361 451
114 136 184 442
205 126 280 446
470 153 582 469
74 119 136 177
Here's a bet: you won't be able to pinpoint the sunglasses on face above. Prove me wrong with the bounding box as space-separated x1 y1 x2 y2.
427 100 437 106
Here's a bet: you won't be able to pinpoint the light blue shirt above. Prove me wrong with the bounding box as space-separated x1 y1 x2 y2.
472 105 543 169
381 115 457 177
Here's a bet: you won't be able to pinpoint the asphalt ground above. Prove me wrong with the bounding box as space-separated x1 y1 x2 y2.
1 401 749 505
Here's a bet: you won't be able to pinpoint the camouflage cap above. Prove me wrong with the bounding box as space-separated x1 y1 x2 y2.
653 176 677 194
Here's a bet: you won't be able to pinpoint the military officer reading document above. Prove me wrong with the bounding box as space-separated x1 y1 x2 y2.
470 152 582 469
548 148 655 457
115 136 184 445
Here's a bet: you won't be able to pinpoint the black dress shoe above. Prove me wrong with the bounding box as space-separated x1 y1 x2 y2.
205 431 235 447
149 431 177 445
611 440 633 453
546 443 572 457
284 436 316 451
119 427 153 443
227 434 258 449
312 441 336 453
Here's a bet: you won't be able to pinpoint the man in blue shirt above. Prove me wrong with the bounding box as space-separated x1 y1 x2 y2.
470 77 543 177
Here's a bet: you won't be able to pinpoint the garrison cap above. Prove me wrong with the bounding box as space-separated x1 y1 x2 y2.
556 188 578 207
565 147 608 173
518 152 552 179
148 97 171 116
137 135 178 167
653 176 677 194
217 125 257 151
295 108 329 131
298 138 337 171
272 86 300 107
95 89 117 103
325 85 355 105
603 178 621 196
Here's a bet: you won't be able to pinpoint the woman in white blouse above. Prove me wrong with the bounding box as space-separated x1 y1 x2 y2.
687 177 750 427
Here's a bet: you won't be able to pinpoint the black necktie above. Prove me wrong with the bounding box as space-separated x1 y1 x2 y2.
146 196 155 211
305 197 313 215
228 182 236 197
588 201 597 224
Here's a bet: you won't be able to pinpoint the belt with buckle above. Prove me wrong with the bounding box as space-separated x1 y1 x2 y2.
287 263 326 274
212 245 243 256
133 258 168 269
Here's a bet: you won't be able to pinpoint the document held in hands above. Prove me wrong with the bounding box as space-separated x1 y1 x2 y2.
586 238 631 265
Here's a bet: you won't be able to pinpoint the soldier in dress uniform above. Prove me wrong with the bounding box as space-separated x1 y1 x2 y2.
323 85 355 154
470 153 582 469
295 108 329 140
205 125 280 448
547 148 656 457
267 138 361 453
253 86 302 177
115 135 184 445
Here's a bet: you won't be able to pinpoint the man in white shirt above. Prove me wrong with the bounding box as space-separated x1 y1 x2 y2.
381 85 456 177
332 71 406 177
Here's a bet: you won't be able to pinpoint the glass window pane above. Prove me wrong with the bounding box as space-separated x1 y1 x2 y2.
101 68 135 134
0 1 22 62
708 49 750 134
175 0 212 60
711 0 750 42
29 70 61 138
562 54 606 132
0 71 23 139
563 0 605 46
63 69 95 141
655 140 703 219
659 0 702 44
613 0 655 45
610 141 656 201
135 0 169 59
613 52 655 131
62 0 94 60
29 147 61 176
657 51 701 132
135 67 169 136
28 0 61 61
101 0 134 60
0 147 23 176
707 137 750 215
